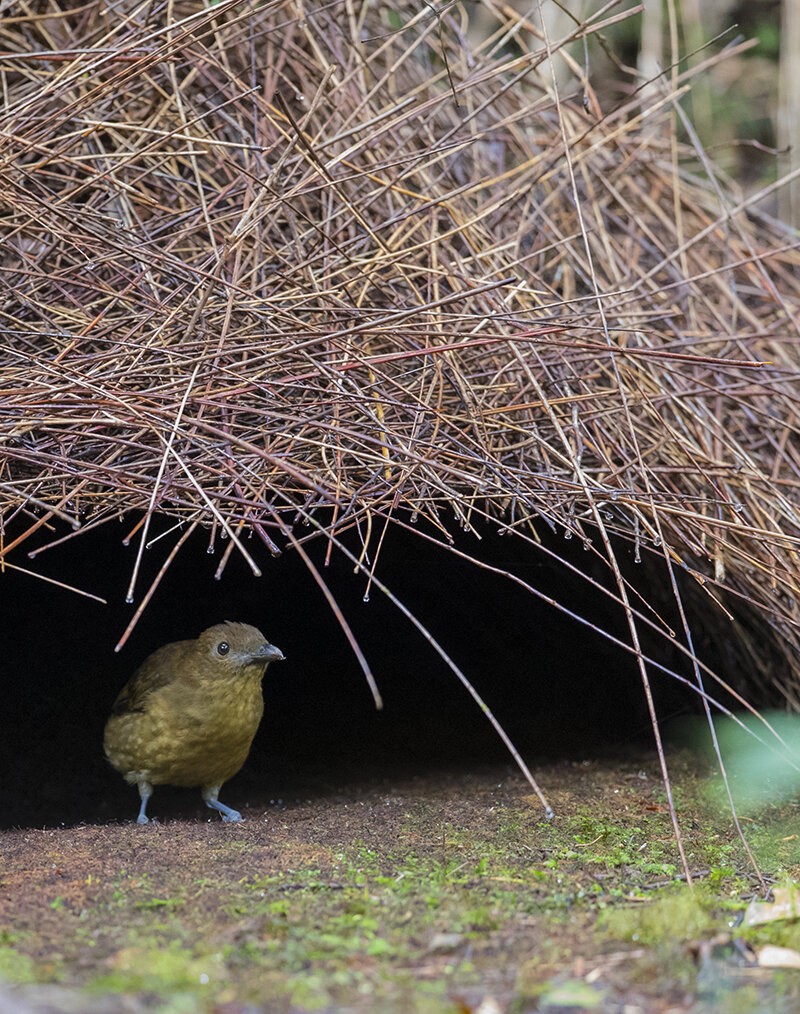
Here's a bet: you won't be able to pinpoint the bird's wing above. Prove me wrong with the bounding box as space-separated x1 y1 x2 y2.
110 641 189 717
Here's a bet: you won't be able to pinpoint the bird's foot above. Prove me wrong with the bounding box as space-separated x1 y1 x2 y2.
202 787 243 822
135 780 153 824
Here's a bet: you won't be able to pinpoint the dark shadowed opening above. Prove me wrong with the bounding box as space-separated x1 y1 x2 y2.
1 514 733 829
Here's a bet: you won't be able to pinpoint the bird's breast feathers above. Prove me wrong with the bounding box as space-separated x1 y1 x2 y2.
105 672 264 787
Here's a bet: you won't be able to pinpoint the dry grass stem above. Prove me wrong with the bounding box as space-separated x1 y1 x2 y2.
2 3 800 736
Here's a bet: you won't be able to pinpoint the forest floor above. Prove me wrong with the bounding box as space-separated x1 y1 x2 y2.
2 752 800 1013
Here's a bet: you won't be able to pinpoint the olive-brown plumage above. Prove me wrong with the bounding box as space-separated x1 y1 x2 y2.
104 622 284 823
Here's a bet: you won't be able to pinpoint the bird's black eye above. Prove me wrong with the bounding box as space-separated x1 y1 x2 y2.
217 642 230 656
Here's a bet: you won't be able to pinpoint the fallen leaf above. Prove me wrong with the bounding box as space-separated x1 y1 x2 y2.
757 945 800 968
744 885 800 926
427 932 463 953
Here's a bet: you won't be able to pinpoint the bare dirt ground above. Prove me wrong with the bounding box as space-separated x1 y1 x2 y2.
1 755 799 1013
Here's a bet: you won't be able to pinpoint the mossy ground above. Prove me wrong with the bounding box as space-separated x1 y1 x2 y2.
2 753 800 1012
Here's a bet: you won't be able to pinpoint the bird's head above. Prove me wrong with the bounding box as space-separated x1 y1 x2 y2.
195 621 285 673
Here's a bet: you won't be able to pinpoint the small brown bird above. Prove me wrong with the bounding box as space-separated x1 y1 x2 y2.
104 621 284 824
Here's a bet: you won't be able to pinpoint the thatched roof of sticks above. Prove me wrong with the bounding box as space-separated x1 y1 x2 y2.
2 2 800 695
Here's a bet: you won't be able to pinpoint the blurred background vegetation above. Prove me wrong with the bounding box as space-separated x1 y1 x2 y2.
473 0 789 219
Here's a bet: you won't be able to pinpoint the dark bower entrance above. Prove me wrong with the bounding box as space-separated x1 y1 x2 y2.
2 515 719 829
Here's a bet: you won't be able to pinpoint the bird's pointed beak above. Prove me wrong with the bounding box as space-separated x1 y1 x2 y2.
253 643 285 663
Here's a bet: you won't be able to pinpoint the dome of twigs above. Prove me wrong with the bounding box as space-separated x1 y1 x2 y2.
2 2 800 700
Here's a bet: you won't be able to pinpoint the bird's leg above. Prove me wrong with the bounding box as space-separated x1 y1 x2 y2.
202 785 243 822
136 781 153 824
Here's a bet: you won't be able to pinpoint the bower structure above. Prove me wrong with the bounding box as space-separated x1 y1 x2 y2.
2 0 800 787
